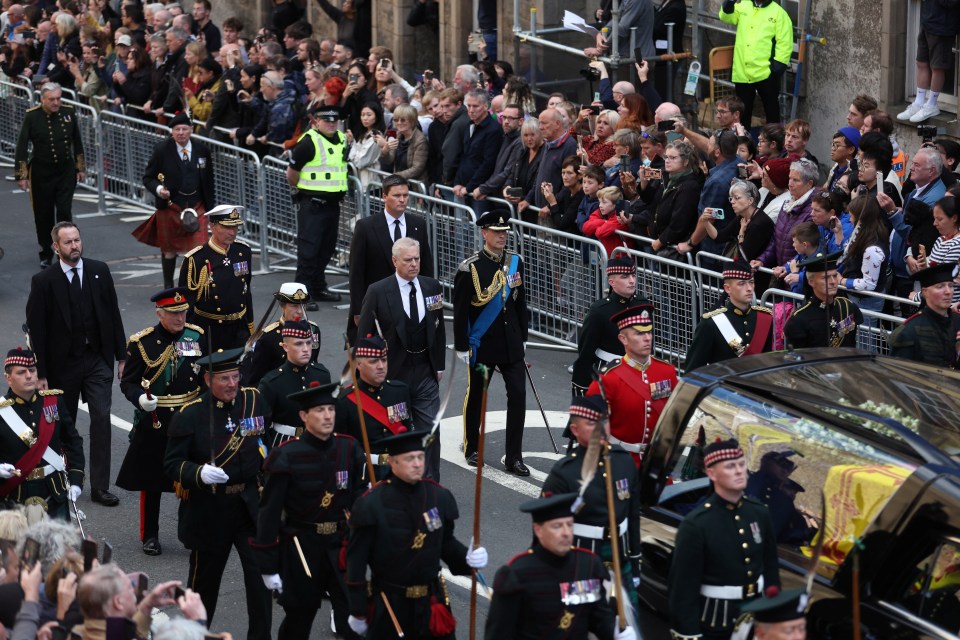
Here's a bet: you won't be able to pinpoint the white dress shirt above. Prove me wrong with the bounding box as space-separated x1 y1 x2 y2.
61 257 84 285
385 211 407 240
395 273 425 323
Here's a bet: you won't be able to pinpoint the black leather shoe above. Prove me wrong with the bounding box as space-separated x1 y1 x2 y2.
142 537 162 556
91 489 120 506
305 301 320 311
314 289 342 302
465 452 478 467
506 460 530 476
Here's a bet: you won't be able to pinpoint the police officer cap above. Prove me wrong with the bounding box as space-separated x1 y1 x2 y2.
519 492 578 523
802 250 842 273
169 111 191 128
4 347 36 369
606 255 636 276
912 262 959 288
280 317 312 340
476 209 511 230
379 430 424 456
207 204 245 227
703 437 744 467
307 103 342 121
288 380 339 409
150 287 190 312
740 587 808 624
199 347 244 373
274 282 310 304
569 395 607 421
354 334 387 358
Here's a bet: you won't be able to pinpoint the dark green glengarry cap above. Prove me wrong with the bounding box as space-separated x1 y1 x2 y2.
912 262 958 288
199 347 244 373
740 587 808 623
519 492 578 523
288 381 339 409
802 250 842 273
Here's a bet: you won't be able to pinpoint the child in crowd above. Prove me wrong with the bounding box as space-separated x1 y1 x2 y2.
582 186 632 257
576 165 605 234
773 221 821 294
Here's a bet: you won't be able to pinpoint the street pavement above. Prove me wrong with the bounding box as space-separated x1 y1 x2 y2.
0 173 668 639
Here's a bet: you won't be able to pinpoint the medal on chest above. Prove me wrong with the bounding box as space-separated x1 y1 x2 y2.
225 415 236 433
320 490 333 508
411 531 427 549
423 507 442 532
336 470 348 490
175 339 201 356
616 478 630 500
560 579 601 605
386 402 409 423
650 378 672 400
558 611 574 630
42 403 59 423
239 416 265 436
424 293 444 311
751 521 762 544
233 260 249 276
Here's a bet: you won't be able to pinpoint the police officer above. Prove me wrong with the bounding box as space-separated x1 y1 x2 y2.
685 264 774 373
335 335 414 480
889 262 960 367
244 282 321 386
484 492 635 640
179 204 255 352
571 256 647 396
587 303 677 466
286 103 348 305
164 348 272 640
542 395 641 613
253 381 365 640
345 430 488 639
668 438 780 640
258 318 332 448
784 251 863 349
15 82 85 268
0 348 84 520
116 287 204 556
453 209 530 476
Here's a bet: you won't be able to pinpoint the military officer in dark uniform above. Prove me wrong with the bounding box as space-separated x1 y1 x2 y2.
484 492 636 640
252 381 365 640
258 318 332 448
117 287 204 557
542 395 641 613
335 335 414 480
0 348 85 520
453 209 530 476
164 348 272 640
15 82 85 268
745 451 810 545
345 430 488 639
685 264 774 373
179 205 255 352
784 251 863 350
738 587 809 640
587 303 677 466
889 262 960 367
668 438 780 640
572 256 647 395
244 282 321 386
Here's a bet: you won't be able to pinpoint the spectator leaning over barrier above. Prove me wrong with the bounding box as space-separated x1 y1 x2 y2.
754 157 820 270
651 140 702 255
898 0 960 124
522 107 578 214
504 116 544 224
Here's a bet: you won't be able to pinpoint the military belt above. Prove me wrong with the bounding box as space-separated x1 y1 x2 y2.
607 435 647 455
289 519 346 535
699 576 764 600
573 518 628 540
272 423 302 437
195 307 247 322
210 482 246 495
156 389 199 408
25 464 55 481
376 453 390 465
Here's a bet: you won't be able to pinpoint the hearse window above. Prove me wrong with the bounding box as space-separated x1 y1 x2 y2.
661 387 916 567
893 539 960 634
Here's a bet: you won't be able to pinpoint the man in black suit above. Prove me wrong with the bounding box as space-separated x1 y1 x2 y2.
347 174 433 344
25 222 126 507
358 237 446 479
141 111 216 287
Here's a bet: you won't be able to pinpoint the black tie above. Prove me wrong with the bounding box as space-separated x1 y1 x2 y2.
69 267 81 300
409 280 419 322
393 219 402 243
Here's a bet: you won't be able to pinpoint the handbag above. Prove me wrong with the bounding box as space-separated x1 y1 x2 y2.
180 207 199 233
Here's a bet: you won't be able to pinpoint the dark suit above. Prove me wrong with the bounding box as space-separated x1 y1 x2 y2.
358 274 446 479
347 211 433 343
142 138 215 211
26 258 126 492
454 113 504 192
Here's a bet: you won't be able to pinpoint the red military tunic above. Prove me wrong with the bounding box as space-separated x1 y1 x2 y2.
587 355 677 466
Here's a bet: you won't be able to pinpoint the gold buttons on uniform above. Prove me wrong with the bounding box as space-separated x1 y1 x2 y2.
742 543 748 549
744 557 750 563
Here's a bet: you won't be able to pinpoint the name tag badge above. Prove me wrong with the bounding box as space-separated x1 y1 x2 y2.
559 579 601 605
650 379 672 401
239 416 265 436
386 402 409 423
424 293 444 311
233 261 249 277
423 507 442 532
506 272 522 288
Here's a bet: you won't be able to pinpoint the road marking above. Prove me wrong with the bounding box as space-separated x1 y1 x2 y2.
78 402 132 431
113 265 164 280
121 215 151 223
442 568 492 601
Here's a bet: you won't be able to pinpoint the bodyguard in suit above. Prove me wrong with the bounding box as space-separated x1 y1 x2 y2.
140 111 216 288
358 237 446 479
347 174 433 345
25 222 126 507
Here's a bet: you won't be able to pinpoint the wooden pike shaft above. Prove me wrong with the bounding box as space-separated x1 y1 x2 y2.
469 367 490 640
603 441 627 630
292 536 312 578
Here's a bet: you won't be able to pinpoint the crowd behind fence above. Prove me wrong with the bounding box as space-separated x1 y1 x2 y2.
0 80 915 372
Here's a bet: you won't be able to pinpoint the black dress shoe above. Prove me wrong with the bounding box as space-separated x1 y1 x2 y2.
506 460 530 476
305 301 320 311
91 489 120 506
142 537 162 556
465 452 478 467
314 289 342 302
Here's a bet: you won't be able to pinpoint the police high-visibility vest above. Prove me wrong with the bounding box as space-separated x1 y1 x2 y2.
296 129 347 192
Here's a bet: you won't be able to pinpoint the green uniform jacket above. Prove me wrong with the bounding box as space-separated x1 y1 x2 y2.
719 1 793 84
889 306 960 368
14 104 85 179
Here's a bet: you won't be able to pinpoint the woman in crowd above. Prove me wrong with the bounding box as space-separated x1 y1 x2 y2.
505 118 544 224
47 13 81 87
754 157 821 271
348 100 384 187
111 43 151 111
417 89 439 136
604 129 643 189
180 40 208 101
369 54 393 99
377 103 428 184
758 157 791 222
184 57 221 126
650 140 703 254
616 93 653 132
576 108 619 167
839 194 891 318
0 33 35 79
502 75 536 116
232 63 266 154
540 155 584 233
340 60 378 140
914 196 960 304
680 179 774 264
810 190 852 253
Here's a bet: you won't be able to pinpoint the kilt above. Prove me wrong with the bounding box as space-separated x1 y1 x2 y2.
132 202 208 253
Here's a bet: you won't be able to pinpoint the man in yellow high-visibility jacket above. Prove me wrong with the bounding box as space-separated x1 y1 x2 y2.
719 0 793 126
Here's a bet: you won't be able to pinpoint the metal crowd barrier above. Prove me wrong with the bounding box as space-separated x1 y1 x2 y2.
62 98 103 208
0 80 34 162
99 109 167 208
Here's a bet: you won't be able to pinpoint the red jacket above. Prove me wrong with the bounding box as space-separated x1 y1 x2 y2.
582 207 634 258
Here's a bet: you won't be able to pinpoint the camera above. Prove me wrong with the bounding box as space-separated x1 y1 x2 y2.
657 119 676 132
348 73 360 84
737 164 749 179
917 124 937 141
579 67 600 81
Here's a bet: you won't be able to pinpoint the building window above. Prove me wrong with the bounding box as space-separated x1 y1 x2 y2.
905 0 958 112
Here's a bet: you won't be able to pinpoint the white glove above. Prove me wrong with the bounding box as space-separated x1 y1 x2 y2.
261 574 282 592
138 393 158 412
69 485 81 502
347 615 368 636
615 620 637 640
456 350 470 364
0 464 16 479
523 342 527 353
465 543 488 569
200 464 229 485
633 576 641 588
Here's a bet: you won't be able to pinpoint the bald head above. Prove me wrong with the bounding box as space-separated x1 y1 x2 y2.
612 81 635 104
538 107 564 143
655 102 682 123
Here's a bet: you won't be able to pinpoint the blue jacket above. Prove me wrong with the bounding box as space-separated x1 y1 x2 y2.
258 86 298 145
454 114 504 191
819 211 854 253
889 179 947 277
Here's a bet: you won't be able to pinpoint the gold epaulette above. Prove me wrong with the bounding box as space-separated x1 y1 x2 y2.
39 389 63 396
184 323 204 334
25 105 39 112
752 305 772 314
179 397 203 412
0 398 13 408
702 307 728 319
263 321 281 333
241 387 259 393
129 326 154 342
457 254 480 272
183 245 202 258
794 301 813 314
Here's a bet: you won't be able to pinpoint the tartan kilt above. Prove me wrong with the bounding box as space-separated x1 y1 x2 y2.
132 202 208 253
